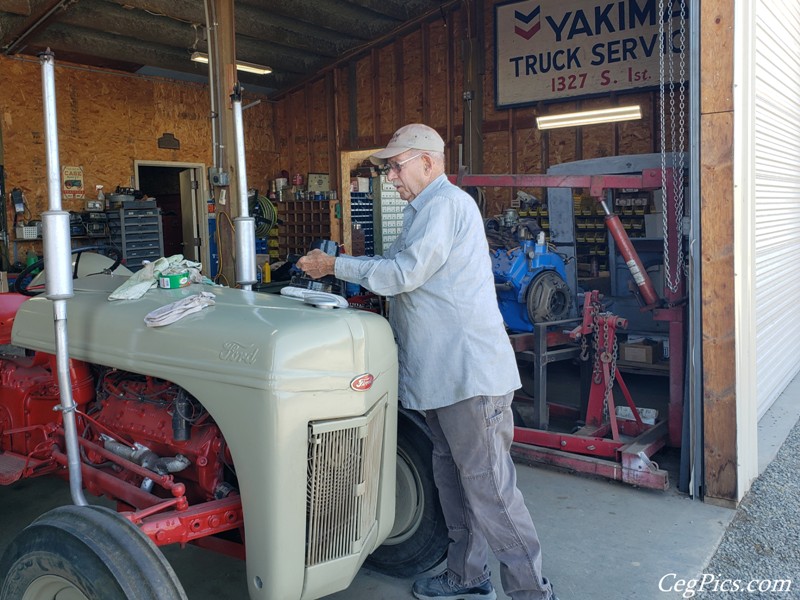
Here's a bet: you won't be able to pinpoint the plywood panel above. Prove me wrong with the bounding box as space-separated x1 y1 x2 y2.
274 100 289 173
618 92 655 154
482 0 500 124
308 78 329 173
1 59 189 219
355 55 375 140
482 130 513 214
450 8 466 154
287 89 310 177
334 66 351 149
513 108 542 175
376 45 397 138
427 20 450 132
243 94 279 194
580 98 616 159
402 31 424 125
548 130 577 169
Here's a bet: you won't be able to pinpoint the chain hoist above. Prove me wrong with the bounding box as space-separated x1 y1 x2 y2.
579 298 600 362
591 312 620 424
575 293 618 422
658 0 688 293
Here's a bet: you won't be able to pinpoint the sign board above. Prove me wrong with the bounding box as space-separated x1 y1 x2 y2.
62 165 85 199
495 0 688 108
307 173 330 192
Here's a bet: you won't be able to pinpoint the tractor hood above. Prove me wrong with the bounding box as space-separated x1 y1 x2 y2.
11 275 396 394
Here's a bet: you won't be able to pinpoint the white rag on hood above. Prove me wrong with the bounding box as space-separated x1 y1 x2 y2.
108 255 209 301
144 292 216 327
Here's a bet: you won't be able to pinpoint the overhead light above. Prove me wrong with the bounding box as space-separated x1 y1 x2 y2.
190 52 272 75
536 105 642 130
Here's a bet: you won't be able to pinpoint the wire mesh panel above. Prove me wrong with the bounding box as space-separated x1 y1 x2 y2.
306 399 386 566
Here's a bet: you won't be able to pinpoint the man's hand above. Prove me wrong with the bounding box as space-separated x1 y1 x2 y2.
296 249 336 280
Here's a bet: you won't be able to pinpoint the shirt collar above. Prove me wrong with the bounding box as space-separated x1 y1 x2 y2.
408 174 449 212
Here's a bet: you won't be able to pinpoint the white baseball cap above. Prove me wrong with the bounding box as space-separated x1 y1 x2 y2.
370 124 445 165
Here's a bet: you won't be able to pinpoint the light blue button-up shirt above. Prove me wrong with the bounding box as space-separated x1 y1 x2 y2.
335 174 521 410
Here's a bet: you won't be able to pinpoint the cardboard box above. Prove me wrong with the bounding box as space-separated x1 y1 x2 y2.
619 340 660 364
0 272 8 293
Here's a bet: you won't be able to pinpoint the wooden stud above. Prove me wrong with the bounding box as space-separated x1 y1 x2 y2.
371 48 380 146
393 42 405 130
422 22 430 124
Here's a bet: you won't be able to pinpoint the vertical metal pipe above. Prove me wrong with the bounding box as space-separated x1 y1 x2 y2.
40 50 87 506
688 0 704 500
231 87 256 290
203 1 220 168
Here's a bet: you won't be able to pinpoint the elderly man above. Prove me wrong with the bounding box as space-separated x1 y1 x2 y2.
297 124 557 600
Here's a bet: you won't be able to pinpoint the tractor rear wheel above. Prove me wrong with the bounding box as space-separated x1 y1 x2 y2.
0 505 187 600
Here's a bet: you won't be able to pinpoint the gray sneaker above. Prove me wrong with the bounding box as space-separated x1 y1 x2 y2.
412 571 497 600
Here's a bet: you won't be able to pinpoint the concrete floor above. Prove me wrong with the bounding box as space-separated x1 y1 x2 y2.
2 373 798 600
0 456 732 600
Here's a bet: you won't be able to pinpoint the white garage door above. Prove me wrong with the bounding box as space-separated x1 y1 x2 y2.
753 0 800 418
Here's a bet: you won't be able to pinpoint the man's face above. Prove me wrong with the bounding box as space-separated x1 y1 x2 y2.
385 150 429 201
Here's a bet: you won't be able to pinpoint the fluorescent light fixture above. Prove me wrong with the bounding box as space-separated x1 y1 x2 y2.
190 52 272 75
536 105 642 130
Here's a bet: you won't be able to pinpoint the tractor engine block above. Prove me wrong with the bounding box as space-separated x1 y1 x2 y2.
90 370 228 503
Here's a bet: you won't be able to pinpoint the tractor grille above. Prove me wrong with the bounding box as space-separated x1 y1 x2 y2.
306 398 386 566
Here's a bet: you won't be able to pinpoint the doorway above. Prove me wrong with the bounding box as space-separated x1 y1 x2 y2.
134 161 209 268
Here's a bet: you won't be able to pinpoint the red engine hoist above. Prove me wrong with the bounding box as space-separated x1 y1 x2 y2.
574 291 646 441
512 291 669 489
450 168 684 490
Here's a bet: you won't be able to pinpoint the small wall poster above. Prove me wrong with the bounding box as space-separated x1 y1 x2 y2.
62 165 85 199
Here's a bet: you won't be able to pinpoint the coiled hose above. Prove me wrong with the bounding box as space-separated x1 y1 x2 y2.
250 194 277 238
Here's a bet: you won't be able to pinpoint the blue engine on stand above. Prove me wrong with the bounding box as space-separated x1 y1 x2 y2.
488 209 573 333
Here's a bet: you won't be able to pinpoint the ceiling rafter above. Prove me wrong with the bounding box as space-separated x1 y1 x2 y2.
1 0 451 97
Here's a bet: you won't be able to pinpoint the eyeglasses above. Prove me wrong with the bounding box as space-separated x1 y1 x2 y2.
383 153 423 174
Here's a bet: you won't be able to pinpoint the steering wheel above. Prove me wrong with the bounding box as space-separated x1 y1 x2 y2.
14 245 124 297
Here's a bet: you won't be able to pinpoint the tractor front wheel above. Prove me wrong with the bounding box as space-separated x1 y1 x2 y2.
365 411 448 578
0 505 187 600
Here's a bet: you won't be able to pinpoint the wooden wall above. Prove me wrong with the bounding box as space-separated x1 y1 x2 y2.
0 4 684 265
0 54 277 264
272 0 662 221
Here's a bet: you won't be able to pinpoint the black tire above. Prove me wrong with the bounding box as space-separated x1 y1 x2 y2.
0 505 187 600
365 412 448 578
526 270 573 323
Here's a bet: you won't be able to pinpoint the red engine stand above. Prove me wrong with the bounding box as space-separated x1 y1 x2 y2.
511 292 669 490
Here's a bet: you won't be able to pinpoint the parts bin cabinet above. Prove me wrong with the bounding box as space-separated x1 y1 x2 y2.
106 206 165 272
